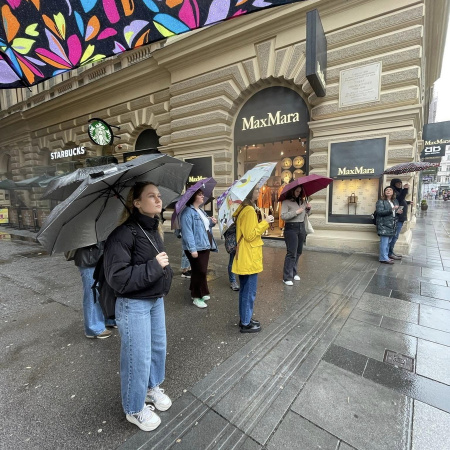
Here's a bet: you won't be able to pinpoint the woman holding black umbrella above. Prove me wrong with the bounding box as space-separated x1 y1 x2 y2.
280 185 311 285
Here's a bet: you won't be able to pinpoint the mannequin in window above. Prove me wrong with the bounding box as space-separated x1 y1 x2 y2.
258 182 272 235
277 176 290 237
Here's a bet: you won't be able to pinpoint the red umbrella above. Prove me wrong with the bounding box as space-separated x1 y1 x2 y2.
278 174 333 202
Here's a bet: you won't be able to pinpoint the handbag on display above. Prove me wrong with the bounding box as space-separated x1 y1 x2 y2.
304 214 314 234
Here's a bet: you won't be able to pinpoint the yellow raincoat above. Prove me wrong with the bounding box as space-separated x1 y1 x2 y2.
231 203 269 275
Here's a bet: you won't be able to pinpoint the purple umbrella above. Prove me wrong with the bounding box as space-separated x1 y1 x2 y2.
171 177 217 229
278 174 333 202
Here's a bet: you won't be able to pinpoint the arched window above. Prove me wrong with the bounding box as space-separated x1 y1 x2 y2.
135 129 160 152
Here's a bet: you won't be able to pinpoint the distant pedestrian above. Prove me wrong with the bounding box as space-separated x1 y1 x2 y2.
280 185 311 285
104 181 173 432
180 189 218 308
232 186 274 333
388 178 410 260
73 243 115 339
376 186 399 264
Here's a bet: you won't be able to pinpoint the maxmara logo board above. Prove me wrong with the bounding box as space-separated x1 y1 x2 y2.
242 111 300 131
337 166 375 175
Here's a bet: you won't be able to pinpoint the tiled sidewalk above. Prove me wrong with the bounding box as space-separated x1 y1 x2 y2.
120 203 450 450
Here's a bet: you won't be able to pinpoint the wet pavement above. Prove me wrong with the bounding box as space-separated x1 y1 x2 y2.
1 203 450 449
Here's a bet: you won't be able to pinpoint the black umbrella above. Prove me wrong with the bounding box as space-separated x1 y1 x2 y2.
37 154 192 254
0 179 17 190
42 164 118 201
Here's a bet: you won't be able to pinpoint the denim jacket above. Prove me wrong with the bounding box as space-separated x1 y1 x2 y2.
180 205 218 253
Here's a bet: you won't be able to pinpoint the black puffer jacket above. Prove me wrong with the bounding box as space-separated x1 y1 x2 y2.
104 210 173 300
73 242 104 268
390 178 408 222
376 199 398 236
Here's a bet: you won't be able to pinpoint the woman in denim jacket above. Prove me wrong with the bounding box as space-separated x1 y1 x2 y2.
180 189 218 308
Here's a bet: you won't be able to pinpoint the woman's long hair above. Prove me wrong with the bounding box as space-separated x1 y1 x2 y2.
119 181 163 238
286 184 305 203
381 186 397 201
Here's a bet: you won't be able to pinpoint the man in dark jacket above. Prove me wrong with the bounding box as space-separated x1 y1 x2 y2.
74 243 115 338
388 178 410 259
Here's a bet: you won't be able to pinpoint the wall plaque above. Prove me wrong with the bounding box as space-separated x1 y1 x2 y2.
339 62 382 108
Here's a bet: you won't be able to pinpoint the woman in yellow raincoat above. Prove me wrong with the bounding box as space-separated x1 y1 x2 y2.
232 186 274 333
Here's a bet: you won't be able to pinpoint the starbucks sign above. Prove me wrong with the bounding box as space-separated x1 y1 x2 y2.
88 119 113 146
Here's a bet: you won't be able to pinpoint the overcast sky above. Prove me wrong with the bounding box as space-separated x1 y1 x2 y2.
436 17 450 122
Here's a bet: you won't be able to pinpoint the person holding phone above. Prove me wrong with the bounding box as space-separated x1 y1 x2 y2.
232 186 273 333
376 186 399 264
280 185 311 285
389 179 411 259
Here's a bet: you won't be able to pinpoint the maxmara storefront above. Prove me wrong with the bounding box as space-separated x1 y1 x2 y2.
0 0 448 253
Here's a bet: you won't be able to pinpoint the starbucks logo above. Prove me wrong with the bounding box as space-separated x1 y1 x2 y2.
88 119 113 146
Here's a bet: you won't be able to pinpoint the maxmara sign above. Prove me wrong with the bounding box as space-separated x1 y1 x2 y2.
242 111 300 131
337 166 375 176
50 146 85 160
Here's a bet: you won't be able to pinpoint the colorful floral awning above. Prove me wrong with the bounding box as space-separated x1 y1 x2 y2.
0 0 307 89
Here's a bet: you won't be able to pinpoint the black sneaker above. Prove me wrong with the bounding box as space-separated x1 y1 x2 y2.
239 322 261 333
239 318 260 327
181 270 191 278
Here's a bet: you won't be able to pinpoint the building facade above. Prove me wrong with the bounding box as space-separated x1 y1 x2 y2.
0 0 448 252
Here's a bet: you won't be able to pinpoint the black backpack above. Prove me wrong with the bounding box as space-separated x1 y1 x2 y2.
92 223 137 320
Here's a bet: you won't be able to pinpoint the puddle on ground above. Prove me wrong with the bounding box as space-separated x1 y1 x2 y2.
0 232 38 243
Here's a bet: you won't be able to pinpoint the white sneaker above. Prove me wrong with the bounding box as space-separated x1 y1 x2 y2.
294 275 301 281
193 298 207 308
283 280 294 286
146 386 172 411
202 295 210 301
126 405 161 431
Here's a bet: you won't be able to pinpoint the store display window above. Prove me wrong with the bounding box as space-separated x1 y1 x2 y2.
328 138 386 224
236 139 308 237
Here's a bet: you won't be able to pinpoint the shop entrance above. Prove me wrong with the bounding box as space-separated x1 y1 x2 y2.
234 87 310 238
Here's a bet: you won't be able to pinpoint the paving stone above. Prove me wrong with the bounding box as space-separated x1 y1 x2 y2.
420 283 450 302
380 316 450 347
322 344 368 376
362 358 450 414
292 361 412 450
416 339 450 386
357 293 419 323
266 411 339 450
419 304 450 333
334 318 417 362
339 443 357 450
364 284 392 297
350 307 382 326
390 290 450 311
412 401 450 450
366 274 421 295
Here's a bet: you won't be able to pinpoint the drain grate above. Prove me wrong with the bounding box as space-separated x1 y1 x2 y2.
384 350 414 372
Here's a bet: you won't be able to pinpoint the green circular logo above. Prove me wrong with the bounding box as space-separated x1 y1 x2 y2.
88 119 113 146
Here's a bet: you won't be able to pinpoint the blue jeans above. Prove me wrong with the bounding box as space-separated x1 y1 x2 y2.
115 297 166 415
78 267 109 336
238 274 258 325
181 250 190 270
228 253 236 283
379 236 393 261
389 221 404 255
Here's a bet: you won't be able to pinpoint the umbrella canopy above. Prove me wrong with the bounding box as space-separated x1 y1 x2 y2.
383 162 440 175
0 0 307 89
14 174 56 188
218 162 276 234
0 178 17 190
171 177 216 229
278 174 333 202
42 164 117 201
37 154 192 254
